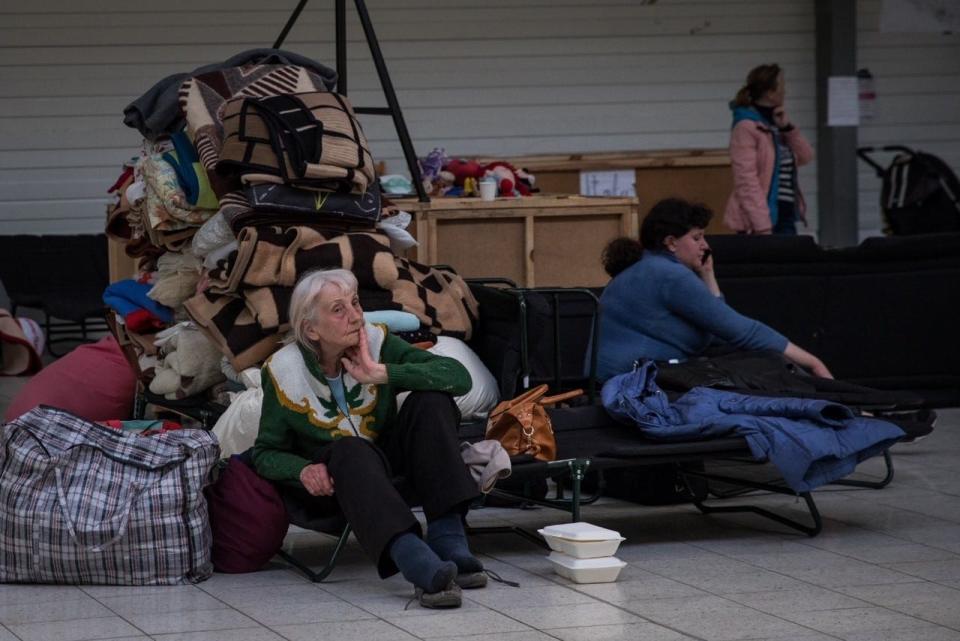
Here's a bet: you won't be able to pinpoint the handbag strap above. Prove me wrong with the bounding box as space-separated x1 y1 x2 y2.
492 384 549 415
541 388 584 406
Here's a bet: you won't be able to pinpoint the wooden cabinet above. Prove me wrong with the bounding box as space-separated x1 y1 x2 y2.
485 149 734 235
395 195 638 287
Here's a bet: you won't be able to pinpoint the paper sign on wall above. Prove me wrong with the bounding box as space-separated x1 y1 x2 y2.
828 76 860 126
579 170 636 196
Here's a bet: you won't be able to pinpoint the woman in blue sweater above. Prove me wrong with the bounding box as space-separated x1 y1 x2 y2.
597 198 831 381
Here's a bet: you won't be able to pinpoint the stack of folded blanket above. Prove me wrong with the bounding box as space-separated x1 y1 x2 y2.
101 47 479 398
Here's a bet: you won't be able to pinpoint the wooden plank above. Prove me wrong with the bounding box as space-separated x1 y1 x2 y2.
427 219 439 266
487 149 732 172
634 166 735 235
432 218 526 284
524 215 535 287
107 239 138 283
534 215 619 287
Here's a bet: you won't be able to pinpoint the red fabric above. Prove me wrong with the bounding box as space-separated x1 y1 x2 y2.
4 336 137 423
107 165 135 194
206 456 290 573
125 309 166 333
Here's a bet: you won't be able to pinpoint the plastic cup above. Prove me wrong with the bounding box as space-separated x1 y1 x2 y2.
479 180 497 201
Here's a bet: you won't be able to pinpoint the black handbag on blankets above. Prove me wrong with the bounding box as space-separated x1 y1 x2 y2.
240 181 382 227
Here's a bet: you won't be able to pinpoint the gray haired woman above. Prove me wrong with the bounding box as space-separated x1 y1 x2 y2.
253 268 482 608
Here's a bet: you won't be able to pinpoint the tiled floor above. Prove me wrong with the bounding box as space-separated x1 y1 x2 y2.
1 375 958 641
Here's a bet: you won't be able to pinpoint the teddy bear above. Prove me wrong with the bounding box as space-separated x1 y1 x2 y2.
418 147 450 195
443 158 485 196
483 161 535 197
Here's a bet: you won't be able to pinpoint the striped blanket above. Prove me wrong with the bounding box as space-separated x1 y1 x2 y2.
217 92 374 194
184 228 478 371
178 64 333 196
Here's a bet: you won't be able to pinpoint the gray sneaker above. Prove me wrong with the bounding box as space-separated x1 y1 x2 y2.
416 580 462 608
454 571 488 589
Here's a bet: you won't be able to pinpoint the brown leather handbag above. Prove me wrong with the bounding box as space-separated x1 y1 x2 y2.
485 385 584 462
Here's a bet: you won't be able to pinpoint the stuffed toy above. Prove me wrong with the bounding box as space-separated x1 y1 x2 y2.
483 161 534 197
149 323 225 400
443 158 485 196
418 147 449 195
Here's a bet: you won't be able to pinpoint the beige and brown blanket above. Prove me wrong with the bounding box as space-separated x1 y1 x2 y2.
217 92 374 194
184 227 478 370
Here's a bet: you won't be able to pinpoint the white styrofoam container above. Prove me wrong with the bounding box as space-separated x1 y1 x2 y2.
538 522 625 558
547 552 627 584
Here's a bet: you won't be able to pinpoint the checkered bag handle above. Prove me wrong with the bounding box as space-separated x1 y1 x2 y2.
22 422 190 554
52 467 148 553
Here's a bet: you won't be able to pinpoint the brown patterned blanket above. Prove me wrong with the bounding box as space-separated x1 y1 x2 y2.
184 228 478 371
178 64 332 196
217 92 374 194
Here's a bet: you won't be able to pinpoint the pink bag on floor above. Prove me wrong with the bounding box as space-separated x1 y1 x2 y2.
4 336 136 423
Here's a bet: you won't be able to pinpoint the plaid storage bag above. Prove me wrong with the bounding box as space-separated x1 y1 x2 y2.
0 406 219 584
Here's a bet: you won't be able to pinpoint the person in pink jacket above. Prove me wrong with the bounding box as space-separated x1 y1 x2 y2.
724 64 814 235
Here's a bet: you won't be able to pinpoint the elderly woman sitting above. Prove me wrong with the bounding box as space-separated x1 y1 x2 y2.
253 268 482 608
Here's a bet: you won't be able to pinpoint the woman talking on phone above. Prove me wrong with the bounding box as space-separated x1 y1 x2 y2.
596 198 831 381
724 63 813 235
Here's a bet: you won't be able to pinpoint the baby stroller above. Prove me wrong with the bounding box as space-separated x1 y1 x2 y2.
857 145 960 235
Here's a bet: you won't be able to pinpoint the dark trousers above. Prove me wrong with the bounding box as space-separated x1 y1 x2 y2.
298 391 478 577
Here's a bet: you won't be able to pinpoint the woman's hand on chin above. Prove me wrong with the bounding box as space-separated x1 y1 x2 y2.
341 328 388 384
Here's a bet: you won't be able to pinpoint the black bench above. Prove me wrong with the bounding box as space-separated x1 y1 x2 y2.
0 234 110 356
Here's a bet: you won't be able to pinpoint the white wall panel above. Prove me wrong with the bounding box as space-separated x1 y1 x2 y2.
0 0 956 242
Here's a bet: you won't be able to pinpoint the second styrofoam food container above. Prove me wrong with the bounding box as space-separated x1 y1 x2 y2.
547 552 627 583
538 522 625 558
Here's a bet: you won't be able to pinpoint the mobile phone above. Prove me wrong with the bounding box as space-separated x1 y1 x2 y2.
701 249 712 265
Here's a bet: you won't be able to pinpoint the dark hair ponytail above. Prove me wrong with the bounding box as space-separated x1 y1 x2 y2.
602 237 644 277
733 63 782 106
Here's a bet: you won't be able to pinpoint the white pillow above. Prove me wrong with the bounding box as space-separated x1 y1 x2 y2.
396 336 499 420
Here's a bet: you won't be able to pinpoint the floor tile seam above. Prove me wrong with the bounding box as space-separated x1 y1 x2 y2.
0 622 26 641
433 627 566 641
614 594 846 641
310 578 456 635
0 597 131 627
719 592 877 615
468 550 709 640
640 549 931 630
91 583 255 627
26 596 156 641
799 536 960 564
927 578 960 592
392 596 542 640
5 619 156 641
86 585 269 638
474 597 675 641
197 566 382 620
535 621 711 640
876 601 960 632
876 558 960 575
684 536 931 585
873 485 960 502
811 514 960 556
